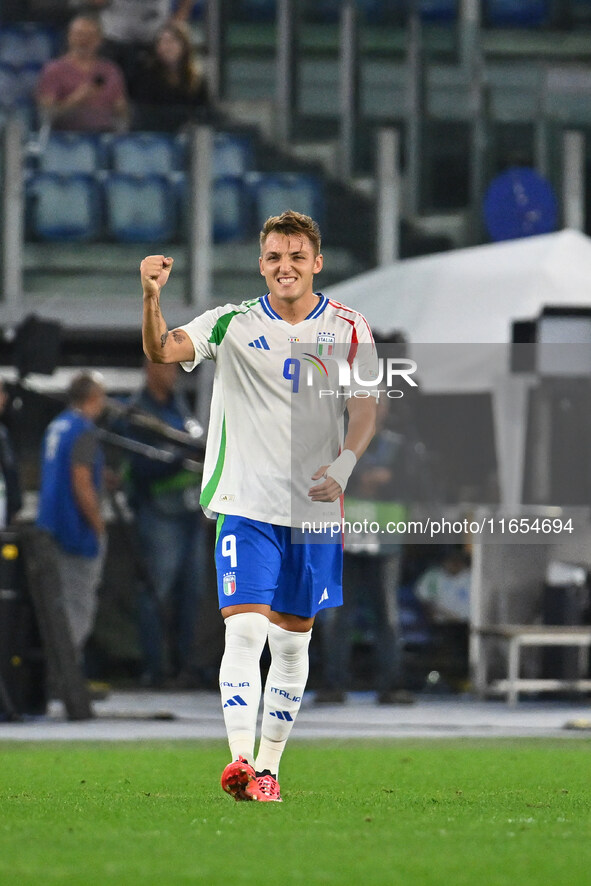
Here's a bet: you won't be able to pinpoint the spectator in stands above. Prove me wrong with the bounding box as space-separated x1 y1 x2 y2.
128 21 210 131
0 380 22 528
100 0 199 83
37 372 107 659
415 548 471 625
414 547 472 689
120 360 204 688
36 14 129 132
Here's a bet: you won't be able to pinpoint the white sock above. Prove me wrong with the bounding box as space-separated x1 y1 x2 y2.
255 623 312 777
219 612 269 764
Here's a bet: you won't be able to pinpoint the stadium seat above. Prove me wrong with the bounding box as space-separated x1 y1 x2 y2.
38 133 104 173
247 172 324 230
212 132 253 179
103 173 178 242
305 0 385 24
485 0 550 27
0 25 55 66
18 61 42 100
0 100 36 135
305 1 456 24
212 175 252 243
173 131 253 179
419 0 457 23
26 172 102 241
108 132 181 175
570 0 591 25
174 172 251 244
0 62 19 108
1 61 43 109
236 0 276 22
0 62 42 112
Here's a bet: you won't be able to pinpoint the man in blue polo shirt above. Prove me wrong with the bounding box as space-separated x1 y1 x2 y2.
37 371 107 658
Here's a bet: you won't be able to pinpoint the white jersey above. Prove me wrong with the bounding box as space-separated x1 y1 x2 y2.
180 292 377 527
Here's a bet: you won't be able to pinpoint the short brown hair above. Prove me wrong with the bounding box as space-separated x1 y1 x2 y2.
67 371 104 407
259 210 321 256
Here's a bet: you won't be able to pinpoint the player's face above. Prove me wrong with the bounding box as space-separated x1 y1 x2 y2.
259 233 323 307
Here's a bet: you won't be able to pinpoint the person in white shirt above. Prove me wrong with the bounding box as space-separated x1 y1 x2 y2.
415 548 472 689
415 549 471 624
140 210 377 802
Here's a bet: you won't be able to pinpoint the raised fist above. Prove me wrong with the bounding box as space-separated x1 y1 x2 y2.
140 255 174 298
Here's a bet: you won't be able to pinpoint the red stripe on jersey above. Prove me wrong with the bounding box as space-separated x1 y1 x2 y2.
335 314 358 366
329 300 376 346
337 446 346 550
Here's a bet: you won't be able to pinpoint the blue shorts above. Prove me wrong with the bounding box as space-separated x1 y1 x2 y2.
214 515 343 618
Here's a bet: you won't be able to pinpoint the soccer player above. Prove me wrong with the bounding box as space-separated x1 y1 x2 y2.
140 211 377 802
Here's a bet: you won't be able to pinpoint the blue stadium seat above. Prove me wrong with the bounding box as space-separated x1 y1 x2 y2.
27 172 102 241
108 133 181 175
306 1 456 24
0 25 55 66
213 132 253 179
247 172 324 230
174 131 253 179
174 172 251 243
39 133 104 173
236 0 276 22
306 1 386 24
0 62 19 108
0 63 42 109
571 0 591 24
419 0 457 23
212 176 252 243
485 0 550 27
0 100 36 135
103 173 178 242
18 62 42 101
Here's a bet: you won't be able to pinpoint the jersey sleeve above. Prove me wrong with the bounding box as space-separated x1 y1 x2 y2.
177 305 225 372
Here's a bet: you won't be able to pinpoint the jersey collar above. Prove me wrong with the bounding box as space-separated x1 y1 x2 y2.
260 292 328 321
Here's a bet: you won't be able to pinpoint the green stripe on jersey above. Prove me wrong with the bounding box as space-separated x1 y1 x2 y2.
200 414 227 508
215 513 226 545
207 298 260 346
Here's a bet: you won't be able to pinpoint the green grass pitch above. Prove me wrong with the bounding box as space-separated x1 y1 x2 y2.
1 739 590 885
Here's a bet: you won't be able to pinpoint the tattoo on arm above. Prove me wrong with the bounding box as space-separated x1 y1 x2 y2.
171 330 185 344
160 329 169 348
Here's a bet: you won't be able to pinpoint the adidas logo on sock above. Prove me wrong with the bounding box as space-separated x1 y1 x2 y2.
269 710 293 721
223 695 247 708
248 335 270 350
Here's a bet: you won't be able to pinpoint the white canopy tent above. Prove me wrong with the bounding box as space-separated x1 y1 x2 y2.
327 227 591 508
327 229 591 698
326 227 591 347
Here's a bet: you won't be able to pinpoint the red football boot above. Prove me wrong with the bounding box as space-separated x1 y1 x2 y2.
220 756 257 801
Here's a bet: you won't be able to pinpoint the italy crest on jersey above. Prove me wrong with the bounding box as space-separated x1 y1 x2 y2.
316 332 335 357
223 572 237 596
